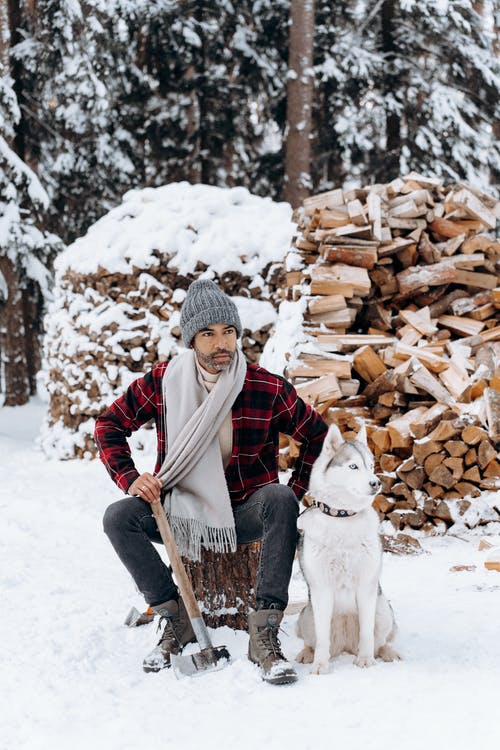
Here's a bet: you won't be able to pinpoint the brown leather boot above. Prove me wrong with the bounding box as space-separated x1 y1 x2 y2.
142 598 196 673
248 609 298 685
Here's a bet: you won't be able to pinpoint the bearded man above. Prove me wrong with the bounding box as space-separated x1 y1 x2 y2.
95 279 327 684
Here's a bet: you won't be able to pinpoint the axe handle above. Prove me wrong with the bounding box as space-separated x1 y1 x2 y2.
151 501 208 634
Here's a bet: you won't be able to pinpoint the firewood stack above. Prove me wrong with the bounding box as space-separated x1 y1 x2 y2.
277 172 500 534
43 264 281 458
41 183 292 459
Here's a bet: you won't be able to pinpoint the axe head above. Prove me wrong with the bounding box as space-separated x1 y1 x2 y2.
171 645 231 678
124 606 155 627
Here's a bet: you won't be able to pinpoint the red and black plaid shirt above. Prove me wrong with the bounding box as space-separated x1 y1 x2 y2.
94 360 328 503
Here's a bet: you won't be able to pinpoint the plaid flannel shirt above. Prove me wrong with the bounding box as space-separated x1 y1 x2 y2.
94 360 328 503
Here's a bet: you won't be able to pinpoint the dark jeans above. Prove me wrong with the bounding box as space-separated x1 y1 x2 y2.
103 483 299 610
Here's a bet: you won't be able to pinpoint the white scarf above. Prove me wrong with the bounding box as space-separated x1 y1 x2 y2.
156 347 247 561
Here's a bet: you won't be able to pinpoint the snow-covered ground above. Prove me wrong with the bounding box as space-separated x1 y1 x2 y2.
2 399 500 750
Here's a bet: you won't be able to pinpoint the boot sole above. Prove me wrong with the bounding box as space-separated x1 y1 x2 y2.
143 660 171 673
263 671 298 685
249 655 298 685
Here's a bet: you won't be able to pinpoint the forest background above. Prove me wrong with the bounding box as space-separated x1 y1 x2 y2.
1 0 499 407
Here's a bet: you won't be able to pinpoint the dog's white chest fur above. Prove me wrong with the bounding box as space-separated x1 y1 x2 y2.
295 422 400 674
299 508 382 615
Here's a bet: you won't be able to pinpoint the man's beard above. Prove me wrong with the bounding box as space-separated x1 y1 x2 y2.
194 347 235 372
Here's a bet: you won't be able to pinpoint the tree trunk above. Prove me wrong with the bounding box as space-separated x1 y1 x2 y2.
182 542 261 630
490 1 500 187
283 0 315 208
378 0 401 181
0 256 32 405
0 0 9 71
0 0 42 405
6 1 26 157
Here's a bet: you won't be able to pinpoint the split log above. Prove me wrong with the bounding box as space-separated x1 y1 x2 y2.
308 294 347 314
321 244 377 269
303 188 345 214
410 403 452 439
387 407 428 449
352 346 387 382
397 261 458 295
477 439 497 469
310 264 371 296
484 387 500 442
445 187 497 229
408 360 455 404
413 439 443 465
295 373 342 404
379 453 403 472
287 357 351 379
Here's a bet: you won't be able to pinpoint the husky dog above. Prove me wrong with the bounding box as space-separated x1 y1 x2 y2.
296 422 400 674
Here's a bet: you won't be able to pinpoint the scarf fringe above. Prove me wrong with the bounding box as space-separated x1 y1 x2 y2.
169 514 238 562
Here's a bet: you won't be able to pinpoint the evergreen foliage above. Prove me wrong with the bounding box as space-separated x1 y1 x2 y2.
119 0 289 198
314 0 500 188
15 0 136 242
0 42 56 297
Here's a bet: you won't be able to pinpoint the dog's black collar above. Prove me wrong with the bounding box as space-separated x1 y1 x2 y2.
312 500 357 518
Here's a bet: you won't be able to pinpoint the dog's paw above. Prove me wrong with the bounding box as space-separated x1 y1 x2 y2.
296 646 314 664
354 654 376 668
311 661 330 675
378 644 401 662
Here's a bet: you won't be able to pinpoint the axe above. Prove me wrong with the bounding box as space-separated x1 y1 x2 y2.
150 500 231 677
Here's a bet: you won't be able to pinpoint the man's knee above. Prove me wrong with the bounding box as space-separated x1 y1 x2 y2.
261 484 299 520
103 497 134 537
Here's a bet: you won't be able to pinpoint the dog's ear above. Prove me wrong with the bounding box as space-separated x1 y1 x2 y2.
326 423 345 452
356 421 368 446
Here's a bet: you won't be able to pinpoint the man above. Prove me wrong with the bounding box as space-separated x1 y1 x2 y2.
95 279 327 684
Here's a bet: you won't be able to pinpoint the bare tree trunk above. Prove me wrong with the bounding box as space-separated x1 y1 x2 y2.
378 0 401 181
283 0 315 208
490 1 500 188
0 257 32 405
0 0 9 72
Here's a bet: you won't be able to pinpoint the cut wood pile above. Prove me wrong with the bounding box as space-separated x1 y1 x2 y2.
41 184 291 459
275 173 500 535
43 266 280 459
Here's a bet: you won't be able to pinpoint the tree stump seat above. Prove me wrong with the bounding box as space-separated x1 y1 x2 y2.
182 541 261 630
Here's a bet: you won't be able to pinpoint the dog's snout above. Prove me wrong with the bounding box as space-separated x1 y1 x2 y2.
370 478 381 494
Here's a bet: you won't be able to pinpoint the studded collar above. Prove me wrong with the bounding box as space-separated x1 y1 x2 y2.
310 500 358 518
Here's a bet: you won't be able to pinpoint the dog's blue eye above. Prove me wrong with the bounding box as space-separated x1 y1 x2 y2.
349 464 358 470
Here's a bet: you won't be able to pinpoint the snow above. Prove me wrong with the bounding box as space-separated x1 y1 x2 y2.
3 399 500 750
0 135 49 209
56 182 294 278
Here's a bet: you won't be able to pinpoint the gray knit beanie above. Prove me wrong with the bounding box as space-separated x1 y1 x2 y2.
180 279 242 347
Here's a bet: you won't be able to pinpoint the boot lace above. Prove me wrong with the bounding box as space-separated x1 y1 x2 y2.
258 623 286 661
156 615 180 649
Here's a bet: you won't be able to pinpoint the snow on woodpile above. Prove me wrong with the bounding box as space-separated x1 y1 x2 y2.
40 182 294 458
261 173 500 542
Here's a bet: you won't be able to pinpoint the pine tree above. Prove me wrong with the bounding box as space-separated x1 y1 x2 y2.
118 0 289 198
311 1 383 190
15 0 136 243
313 0 500 190
376 0 500 186
0 0 61 405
